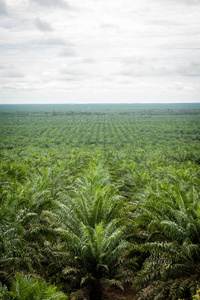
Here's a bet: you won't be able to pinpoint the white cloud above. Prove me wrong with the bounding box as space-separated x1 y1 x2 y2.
83 57 96 64
0 0 7 15
35 18 53 32
32 0 70 9
60 66 87 79
59 47 77 57
2 70 24 78
120 55 200 78
160 0 200 5
0 0 200 103
32 37 68 46
178 61 200 76
100 23 119 30
121 65 172 77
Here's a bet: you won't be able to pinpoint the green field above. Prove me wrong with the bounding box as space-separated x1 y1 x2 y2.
0 104 200 300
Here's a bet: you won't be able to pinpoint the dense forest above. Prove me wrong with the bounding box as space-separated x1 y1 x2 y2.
0 103 200 300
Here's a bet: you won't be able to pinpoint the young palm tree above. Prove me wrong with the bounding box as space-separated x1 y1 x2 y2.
54 162 135 299
59 221 133 300
134 183 200 300
0 272 67 300
0 166 61 285
56 161 125 228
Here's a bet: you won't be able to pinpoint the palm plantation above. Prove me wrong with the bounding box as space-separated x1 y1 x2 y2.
0 104 200 299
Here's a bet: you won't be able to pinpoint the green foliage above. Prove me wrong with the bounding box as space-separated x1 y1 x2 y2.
0 104 200 299
0 273 67 300
134 184 200 299
54 162 134 299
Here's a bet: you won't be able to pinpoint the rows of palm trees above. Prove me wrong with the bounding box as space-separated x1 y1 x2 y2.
0 148 200 299
2 111 199 152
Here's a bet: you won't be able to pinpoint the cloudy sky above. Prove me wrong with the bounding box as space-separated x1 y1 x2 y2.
0 0 200 104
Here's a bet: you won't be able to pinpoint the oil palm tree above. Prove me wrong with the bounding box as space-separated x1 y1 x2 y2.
134 183 200 300
54 162 135 299
58 221 133 300
56 161 125 228
0 166 60 285
0 272 67 300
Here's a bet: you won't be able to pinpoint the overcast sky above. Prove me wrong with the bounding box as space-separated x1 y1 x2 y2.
0 0 200 104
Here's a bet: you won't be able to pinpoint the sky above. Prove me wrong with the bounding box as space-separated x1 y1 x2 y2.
0 0 200 104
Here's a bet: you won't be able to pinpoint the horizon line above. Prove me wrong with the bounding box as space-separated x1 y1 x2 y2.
0 102 200 105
